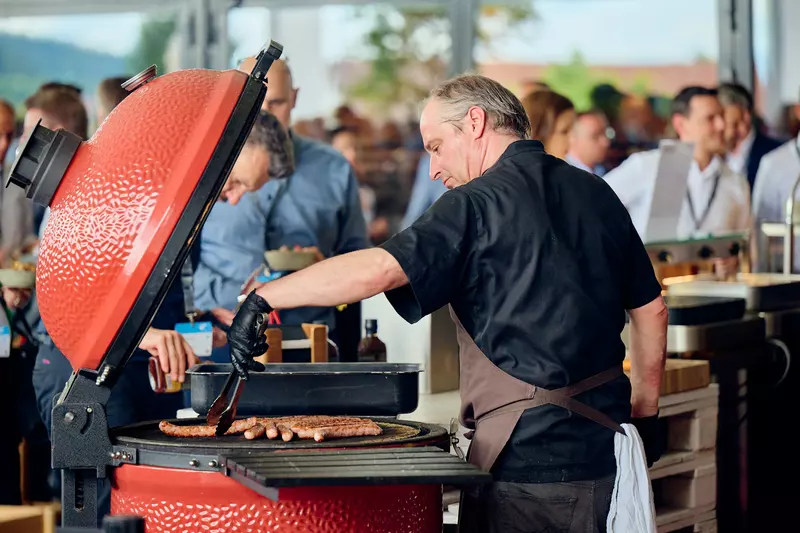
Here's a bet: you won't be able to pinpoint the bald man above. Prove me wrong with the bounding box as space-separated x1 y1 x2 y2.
239 57 296 129
194 58 369 359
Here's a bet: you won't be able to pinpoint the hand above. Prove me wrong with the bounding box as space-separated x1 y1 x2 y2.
713 256 739 280
228 290 272 379
139 328 199 383
630 414 665 468
210 307 236 327
212 326 227 348
300 245 325 263
2 288 31 310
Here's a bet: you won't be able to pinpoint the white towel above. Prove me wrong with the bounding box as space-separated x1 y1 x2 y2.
606 423 658 533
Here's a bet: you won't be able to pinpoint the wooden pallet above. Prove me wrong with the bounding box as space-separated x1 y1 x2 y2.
659 384 719 454
656 505 716 532
694 518 717 532
652 385 718 532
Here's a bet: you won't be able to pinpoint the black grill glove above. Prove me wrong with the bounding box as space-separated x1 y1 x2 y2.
228 291 272 379
631 413 666 468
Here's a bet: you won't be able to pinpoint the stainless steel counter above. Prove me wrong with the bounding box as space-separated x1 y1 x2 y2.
621 315 765 354
664 273 800 312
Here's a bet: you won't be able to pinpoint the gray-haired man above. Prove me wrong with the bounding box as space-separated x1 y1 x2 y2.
224 74 667 532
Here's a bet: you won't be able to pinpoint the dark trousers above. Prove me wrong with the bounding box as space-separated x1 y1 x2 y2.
0 350 52 505
32 341 186 525
459 476 615 533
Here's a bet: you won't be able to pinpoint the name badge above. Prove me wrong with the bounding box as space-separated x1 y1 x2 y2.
176 321 213 357
0 326 10 358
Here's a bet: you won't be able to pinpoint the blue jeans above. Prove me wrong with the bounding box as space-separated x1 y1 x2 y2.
32 340 186 525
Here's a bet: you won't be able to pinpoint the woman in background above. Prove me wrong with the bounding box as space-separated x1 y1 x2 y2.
521 90 576 159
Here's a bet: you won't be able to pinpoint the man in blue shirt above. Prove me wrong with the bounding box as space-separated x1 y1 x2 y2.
400 152 448 229
194 59 368 343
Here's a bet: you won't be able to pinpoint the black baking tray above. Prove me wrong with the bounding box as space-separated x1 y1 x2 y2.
664 295 746 325
625 295 746 326
188 363 421 417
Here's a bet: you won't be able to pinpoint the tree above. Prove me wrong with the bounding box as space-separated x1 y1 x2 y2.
541 51 616 111
343 3 536 119
127 15 177 75
629 75 652 97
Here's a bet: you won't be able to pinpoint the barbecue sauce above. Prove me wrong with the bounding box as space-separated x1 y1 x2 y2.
357 319 387 363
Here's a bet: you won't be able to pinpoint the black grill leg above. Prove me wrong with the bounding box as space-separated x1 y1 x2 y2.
62 469 98 528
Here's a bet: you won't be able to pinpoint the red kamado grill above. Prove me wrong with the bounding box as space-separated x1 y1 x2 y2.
6 41 489 533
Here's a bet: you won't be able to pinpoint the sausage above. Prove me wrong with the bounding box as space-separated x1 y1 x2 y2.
158 417 258 438
264 421 279 440
228 417 259 434
277 424 294 442
244 423 266 440
159 421 217 437
297 424 383 443
159 415 382 441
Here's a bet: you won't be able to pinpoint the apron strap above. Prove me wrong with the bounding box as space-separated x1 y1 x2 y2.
478 366 626 435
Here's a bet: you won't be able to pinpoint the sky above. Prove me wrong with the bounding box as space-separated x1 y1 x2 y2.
0 0 734 65
0 0 774 117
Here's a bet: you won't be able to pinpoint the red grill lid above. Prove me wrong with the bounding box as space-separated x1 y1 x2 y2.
7 42 283 386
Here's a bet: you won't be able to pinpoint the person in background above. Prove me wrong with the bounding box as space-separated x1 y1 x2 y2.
218 111 295 206
618 95 661 148
590 83 630 170
96 76 131 125
717 82 782 190
565 110 611 177
781 102 800 140
0 98 33 265
24 83 87 240
227 74 667 532
400 152 447 230
0 99 14 169
521 90 575 159
329 126 389 243
520 79 550 100
604 86 750 276
195 58 368 353
751 86 800 272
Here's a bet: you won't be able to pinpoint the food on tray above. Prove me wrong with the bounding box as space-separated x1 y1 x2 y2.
0 261 37 289
244 423 267 440
159 417 258 437
264 245 321 272
159 415 383 442
11 261 36 272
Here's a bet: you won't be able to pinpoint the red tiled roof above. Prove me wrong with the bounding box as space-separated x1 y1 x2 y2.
333 59 719 98
478 61 718 97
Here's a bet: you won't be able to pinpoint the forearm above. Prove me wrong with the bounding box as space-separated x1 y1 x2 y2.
255 248 408 310
628 298 668 417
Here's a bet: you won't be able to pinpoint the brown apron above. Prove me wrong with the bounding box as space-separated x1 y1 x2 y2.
449 306 625 473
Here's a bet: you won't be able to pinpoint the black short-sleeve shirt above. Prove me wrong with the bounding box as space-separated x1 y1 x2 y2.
381 140 662 483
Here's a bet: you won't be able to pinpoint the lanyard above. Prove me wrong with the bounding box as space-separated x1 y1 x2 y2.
180 257 197 323
250 177 291 251
686 171 721 231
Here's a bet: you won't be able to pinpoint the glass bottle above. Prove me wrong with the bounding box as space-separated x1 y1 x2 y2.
357 319 386 363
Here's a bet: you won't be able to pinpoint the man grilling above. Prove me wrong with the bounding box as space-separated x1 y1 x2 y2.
226 74 668 532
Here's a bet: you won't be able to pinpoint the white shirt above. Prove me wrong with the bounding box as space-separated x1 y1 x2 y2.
604 149 751 242
565 153 606 177
751 135 800 270
726 129 755 175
